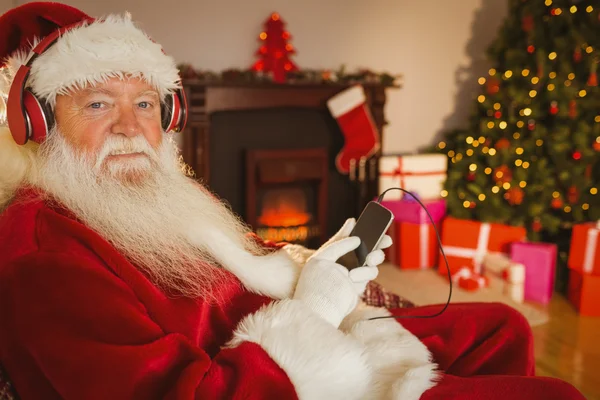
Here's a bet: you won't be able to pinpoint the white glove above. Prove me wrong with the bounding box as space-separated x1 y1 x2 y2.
293 237 363 328
313 218 393 295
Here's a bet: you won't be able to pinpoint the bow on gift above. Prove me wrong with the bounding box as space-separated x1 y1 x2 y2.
583 220 600 273
443 223 493 274
452 267 489 291
482 253 525 303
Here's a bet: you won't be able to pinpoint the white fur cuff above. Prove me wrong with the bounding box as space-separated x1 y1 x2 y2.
340 303 440 400
228 299 372 400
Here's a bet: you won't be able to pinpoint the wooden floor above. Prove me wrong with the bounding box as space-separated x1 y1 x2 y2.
376 272 600 399
531 294 600 400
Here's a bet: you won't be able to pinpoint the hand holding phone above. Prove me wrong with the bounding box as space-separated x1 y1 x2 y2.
336 201 394 271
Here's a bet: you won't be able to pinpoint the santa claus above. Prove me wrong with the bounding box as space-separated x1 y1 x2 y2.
0 3 586 400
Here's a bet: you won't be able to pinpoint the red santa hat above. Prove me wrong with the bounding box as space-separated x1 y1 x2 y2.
0 2 181 112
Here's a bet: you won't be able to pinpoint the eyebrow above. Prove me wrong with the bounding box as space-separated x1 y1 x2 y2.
78 88 159 98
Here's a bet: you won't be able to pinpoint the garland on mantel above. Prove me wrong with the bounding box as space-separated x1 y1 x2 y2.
177 63 402 86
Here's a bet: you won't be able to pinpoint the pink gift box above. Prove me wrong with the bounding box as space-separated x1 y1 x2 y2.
510 241 557 305
380 198 446 225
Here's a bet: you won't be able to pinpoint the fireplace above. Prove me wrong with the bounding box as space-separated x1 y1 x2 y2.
179 82 393 247
246 148 328 247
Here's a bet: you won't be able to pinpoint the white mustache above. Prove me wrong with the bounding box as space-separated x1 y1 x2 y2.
94 135 157 170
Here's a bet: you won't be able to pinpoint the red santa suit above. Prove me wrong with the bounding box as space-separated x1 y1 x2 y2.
0 3 586 400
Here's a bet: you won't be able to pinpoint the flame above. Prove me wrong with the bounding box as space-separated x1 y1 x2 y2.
257 188 311 227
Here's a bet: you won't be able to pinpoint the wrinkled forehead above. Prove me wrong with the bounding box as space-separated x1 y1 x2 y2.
63 76 161 100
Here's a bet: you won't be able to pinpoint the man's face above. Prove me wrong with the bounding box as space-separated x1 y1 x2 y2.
54 76 163 182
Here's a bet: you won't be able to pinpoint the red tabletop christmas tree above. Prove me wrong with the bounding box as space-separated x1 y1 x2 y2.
251 12 298 83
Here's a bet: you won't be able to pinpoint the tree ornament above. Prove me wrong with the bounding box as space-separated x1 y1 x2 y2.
551 197 563 209
251 12 299 83
527 45 535 54
587 61 598 87
532 219 542 232
467 172 476 181
506 187 524 205
568 186 579 204
493 165 512 184
572 150 582 160
569 100 577 119
574 48 582 62
494 111 502 119
495 138 511 150
522 15 534 32
486 77 500 95
528 119 536 130
549 101 559 115
593 141 600 151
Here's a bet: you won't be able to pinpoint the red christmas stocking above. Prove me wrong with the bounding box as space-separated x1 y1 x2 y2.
327 85 380 174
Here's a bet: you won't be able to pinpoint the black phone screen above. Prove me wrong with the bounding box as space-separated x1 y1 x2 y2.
336 202 394 270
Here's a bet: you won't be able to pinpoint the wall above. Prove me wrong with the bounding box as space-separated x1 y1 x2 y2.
4 0 507 154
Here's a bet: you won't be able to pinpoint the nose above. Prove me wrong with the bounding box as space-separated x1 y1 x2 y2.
110 104 142 137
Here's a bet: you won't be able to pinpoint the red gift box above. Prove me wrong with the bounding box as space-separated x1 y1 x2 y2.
568 269 600 317
387 221 438 269
568 221 600 276
438 217 527 276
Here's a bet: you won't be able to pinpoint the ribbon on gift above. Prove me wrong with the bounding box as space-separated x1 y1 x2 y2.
583 221 600 273
380 156 446 178
442 223 492 274
419 223 429 268
452 266 488 291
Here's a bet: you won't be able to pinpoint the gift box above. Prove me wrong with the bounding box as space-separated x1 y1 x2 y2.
379 154 447 200
438 217 527 276
379 198 446 225
387 221 439 269
383 198 446 269
510 241 557 305
568 221 600 276
568 269 600 317
483 253 525 303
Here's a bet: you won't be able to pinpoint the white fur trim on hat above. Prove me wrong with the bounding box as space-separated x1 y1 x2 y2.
3 12 180 107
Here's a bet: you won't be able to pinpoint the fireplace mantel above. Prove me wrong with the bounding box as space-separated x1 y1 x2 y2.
180 80 396 183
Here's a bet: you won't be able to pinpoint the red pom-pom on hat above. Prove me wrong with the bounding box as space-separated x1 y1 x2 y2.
0 2 93 68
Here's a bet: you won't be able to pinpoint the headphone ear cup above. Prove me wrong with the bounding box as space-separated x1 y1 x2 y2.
161 93 175 132
22 90 53 144
161 90 187 133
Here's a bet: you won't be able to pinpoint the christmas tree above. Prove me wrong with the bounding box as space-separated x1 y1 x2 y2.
251 12 298 83
438 0 600 242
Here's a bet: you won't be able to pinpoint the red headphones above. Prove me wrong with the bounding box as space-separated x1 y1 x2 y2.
6 22 188 146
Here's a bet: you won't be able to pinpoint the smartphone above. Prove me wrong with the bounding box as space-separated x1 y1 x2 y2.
336 201 394 271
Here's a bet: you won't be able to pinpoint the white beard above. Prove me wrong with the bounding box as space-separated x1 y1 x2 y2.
32 128 281 301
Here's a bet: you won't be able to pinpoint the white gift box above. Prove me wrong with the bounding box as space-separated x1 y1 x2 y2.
483 253 526 303
379 154 447 200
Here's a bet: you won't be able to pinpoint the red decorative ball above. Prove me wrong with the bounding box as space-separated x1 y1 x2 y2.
527 45 535 54
568 186 579 204
532 219 542 232
593 141 600 151
551 197 563 209
549 101 558 115
574 48 582 62
494 111 502 119
493 165 512 184
569 100 577 119
506 187 524 206
522 15 534 32
528 120 536 131
572 151 582 160
495 138 511 150
588 72 598 87
467 172 476 181
486 77 500 95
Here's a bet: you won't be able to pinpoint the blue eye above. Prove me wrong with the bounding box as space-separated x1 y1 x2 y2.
89 102 103 109
138 101 151 109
